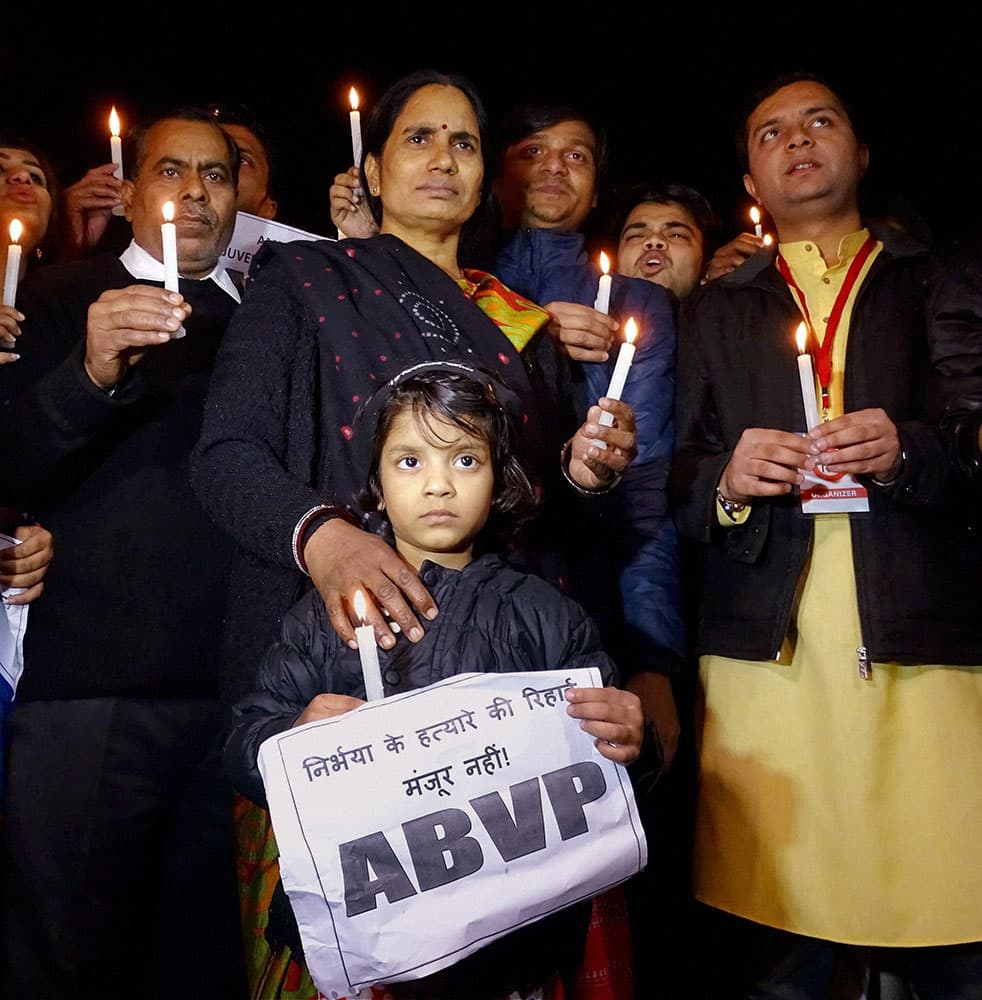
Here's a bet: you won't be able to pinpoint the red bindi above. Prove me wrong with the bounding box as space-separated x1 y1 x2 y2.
441 123 448 130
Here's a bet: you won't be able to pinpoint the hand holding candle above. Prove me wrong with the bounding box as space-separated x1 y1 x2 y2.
353 590 385 701
795 321 821 430
593 251 612 314
109 106 125 216
3 220 23 308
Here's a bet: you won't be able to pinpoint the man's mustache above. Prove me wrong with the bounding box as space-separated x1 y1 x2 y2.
175 205 217 227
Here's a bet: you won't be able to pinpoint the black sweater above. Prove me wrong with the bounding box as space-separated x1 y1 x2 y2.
1 253 238 700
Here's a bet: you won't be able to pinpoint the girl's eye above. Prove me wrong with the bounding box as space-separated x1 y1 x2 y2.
762 127 780 142
30 172 47 187
396 456 419 470
810 116 830 128
454 454 478 469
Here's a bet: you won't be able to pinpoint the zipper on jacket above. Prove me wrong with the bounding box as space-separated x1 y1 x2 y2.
856 645 872 680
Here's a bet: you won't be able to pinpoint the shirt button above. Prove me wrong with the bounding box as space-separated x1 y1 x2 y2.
823 316 829 324
823 276 831 284
805 244 813 252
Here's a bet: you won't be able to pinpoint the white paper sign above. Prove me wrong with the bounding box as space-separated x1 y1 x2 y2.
222 211 331 285
258 668 647 999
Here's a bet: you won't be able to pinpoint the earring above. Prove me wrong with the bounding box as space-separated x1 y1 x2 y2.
371 186 380 196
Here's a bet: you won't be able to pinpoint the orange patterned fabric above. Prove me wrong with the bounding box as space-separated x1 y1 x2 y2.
458 269 550 354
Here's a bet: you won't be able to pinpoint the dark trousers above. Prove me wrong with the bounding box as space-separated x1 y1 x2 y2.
0 697 247 1000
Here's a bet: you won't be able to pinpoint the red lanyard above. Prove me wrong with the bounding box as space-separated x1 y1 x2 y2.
777 235 877 414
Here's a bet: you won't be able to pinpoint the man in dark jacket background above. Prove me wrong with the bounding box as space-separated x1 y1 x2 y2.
0 107 246 999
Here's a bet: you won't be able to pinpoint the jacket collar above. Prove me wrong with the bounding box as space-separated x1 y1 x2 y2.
715 219 929 295
495 227 587 297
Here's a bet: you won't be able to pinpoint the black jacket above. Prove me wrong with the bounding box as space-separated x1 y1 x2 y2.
671 225 982 665
0 253 238 699
225 553 616 806
224 553 616 1000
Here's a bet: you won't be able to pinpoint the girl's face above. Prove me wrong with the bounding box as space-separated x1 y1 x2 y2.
378 407 494 571
0 146 53 250
365 84 483 242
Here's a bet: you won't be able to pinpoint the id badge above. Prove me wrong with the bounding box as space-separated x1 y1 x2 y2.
799 462 869 514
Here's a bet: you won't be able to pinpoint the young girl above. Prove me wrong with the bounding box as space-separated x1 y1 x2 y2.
224 359 643 1000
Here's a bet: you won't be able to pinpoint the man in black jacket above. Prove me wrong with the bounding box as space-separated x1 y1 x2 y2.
672 72 982 998
0 108 246 999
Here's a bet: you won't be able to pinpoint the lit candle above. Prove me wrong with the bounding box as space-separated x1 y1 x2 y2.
109 106 125 216
3 219 23 308
750 205 763 239
353 590 385 701
161 201 179 292
349 87 363 169
598 316 638 430
593 251 612 314
795 322 820 430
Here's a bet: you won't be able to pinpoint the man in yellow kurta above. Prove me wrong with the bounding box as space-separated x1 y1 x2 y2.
672 72 982 998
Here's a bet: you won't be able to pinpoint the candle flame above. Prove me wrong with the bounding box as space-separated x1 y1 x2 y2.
162 201 174 223
599 250 610 275
763 233 774 246
624 316 638 344
353 589 367 622
109 106 121 137
749 205 761 226
349 87 360 111
8 219 22 244
795 321 808 354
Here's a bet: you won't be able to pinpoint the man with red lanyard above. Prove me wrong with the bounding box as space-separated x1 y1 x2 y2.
671 71 982 998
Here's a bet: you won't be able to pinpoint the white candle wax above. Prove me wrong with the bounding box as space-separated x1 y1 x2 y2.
350 109 362 169
593 272 611 315
598 340 636 427
161 220 179 292
3 243 21 307
355 623 385 701
110 134 125 216
797 352 821 430
750 206 763 239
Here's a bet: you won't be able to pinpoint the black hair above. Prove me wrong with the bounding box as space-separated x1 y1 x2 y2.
361 69 490 228
614 180 722 260
491 98 609 182
127 106 241 191
0 131 60 266
205 101 277 198
734 70 863 174
357 367 538 552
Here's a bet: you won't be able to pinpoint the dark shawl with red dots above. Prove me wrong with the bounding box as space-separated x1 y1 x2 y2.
193 233 576 702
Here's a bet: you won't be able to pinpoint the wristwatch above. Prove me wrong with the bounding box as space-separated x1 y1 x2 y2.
715 486 748 520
